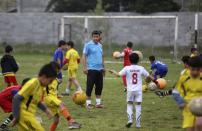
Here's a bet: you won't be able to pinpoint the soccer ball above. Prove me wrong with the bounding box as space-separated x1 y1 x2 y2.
133 50 143 61
142 84 148 93
157 78 167 89
113 51 121 59
72 91 87 105
148 82 157 91
188 98 202 116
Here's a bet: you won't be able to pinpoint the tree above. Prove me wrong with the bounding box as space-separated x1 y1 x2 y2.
134 0 180 14
46 0 97 12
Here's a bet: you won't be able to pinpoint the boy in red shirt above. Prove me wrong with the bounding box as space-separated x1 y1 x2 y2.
116 42 133 91
0 78 30 130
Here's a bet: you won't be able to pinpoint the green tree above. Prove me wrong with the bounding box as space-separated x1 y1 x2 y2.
134 0 180 14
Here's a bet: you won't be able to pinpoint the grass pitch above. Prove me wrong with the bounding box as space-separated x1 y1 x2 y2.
0 54 183 131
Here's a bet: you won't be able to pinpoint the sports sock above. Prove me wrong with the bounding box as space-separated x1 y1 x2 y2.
96 98 101 105
60 107 72 121
65 87 70 94
135 105 141 127
162 89 172 96
127 104 133 123
0 114 13 129
86 100 92 106
76 86 82 91
50 123 58 131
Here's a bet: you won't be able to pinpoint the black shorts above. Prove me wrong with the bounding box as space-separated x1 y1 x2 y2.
86 70 103 97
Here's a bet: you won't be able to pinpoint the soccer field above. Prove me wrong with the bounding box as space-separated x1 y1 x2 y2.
0 54 183 131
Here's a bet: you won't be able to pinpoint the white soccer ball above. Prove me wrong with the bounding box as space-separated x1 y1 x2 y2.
148 82 157 91
133 50 143 61
188 98 202 116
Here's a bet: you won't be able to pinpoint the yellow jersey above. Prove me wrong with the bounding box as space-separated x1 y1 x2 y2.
44 79 59 97
18 78 44 114
175 69 190 93
178 76 202 103
65 48 80 69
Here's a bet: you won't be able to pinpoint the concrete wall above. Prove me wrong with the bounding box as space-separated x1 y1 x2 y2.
0 12 201 46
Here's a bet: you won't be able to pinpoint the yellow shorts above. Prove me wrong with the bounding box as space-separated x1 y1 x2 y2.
17 111 44 131
44 95 61 115
68 68 77 78
182 106 196 128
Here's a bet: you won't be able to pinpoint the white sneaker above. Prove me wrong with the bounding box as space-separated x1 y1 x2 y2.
136 124 141 128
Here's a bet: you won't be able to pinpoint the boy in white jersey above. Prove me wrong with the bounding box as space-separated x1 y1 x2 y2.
109 53 158 128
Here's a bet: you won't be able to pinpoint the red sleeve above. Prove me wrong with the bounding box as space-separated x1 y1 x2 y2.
77 58 80 64
63 59 69 65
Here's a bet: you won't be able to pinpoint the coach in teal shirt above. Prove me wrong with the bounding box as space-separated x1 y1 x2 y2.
82 30 105 109
83 40 103 70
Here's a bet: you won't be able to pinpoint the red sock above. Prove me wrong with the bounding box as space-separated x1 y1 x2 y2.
50 123 58 131
60 107 74 122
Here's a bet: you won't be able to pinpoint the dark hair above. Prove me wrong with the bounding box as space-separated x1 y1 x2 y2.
38 63 57 78
149 55 155 61
21 78 31 86
58 40 66 47
49 61 60 71
98 30 102 34
181 56 190 65
188 56 202 68
191 47 197 53
127 42 133 48
5 45 13 53
67 41 74 48
92 30 101 36
129 53 139 64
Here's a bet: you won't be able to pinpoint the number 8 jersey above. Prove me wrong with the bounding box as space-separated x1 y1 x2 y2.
119 65 149 92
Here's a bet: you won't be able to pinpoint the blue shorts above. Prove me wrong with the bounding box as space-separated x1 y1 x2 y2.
154 69 168 79
57 72 62 80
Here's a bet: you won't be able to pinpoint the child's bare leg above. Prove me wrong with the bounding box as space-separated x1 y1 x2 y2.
195 117 202 131
185 128 194 131
72 78 82 91
65 79 72 95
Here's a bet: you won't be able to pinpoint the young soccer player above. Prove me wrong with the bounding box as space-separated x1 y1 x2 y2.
63 41 82 95
0 78 30 130
149 55 168 80
175 56 202 131
44 62 81 130
12 63 57 131
0 45 19 86
155 56 190 98
115 42 133 91
109 53 158 128
190 47 198 57
53 40 67 83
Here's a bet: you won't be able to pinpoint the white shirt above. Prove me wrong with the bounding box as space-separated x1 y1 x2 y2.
119 65 149 91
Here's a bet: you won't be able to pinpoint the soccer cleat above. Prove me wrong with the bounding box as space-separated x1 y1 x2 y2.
61 93 70 96
86 104 95 110
68 122 82 129
124 88 127 92
95 104 104 108
126 122 133 128
155 91 164 98
0 127 10 131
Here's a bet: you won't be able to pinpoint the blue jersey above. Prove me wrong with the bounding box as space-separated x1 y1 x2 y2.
151 61 168 77
83 40 103 71
53 48 63 68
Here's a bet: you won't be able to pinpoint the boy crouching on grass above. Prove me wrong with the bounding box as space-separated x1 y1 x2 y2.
12 63 57 131
109 53 158 128
44 62 81 131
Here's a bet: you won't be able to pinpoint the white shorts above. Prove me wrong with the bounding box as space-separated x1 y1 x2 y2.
127 91 142 102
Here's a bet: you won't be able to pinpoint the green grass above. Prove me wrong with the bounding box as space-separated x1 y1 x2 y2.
0 54 184 131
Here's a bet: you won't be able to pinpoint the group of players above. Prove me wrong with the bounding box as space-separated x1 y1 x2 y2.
0 30 201 131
